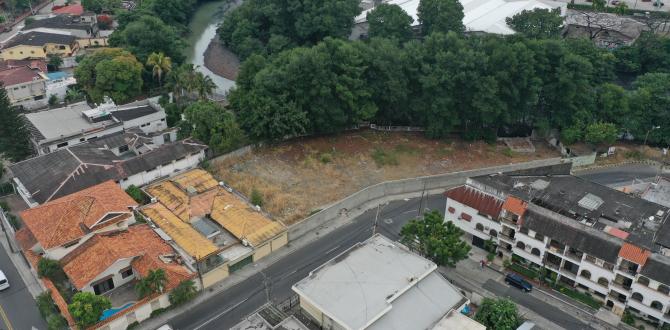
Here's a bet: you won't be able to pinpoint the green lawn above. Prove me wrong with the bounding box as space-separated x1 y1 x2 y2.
555 285 603 309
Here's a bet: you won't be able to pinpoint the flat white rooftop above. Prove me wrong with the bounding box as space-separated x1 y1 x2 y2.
24 101 114 141
293 234 469 330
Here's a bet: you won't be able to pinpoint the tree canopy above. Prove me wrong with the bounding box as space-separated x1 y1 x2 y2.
417 0 465 35
81 0 120 13
109 15 186 64
218 0 361 59
0 86 32 161
74 48 143 103
184 101 246 154
506 8 563 39
367 4 415 42
400 210 471 267
68 292 111 327
475 298 522 330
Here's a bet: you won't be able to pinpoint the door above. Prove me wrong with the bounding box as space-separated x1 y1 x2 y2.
93 277 115 295
472 235 485 249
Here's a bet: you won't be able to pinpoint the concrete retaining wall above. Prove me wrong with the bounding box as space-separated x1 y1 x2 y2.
288 158 564 240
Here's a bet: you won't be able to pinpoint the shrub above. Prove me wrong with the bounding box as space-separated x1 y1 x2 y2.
126 321 140 330
38 258 66 282
37 292 58 317
624 150 643 160
68 292 111 327
622 310 635 326
150 307 167 317
250 188 263 207
319 153 333 164
0 182 13 195
502 148 514 158
486 252 495 261
169 279 198 306
48 94 59 106
7 214 21 230
46 313 68 330
136 269 167 298
125 185 147 204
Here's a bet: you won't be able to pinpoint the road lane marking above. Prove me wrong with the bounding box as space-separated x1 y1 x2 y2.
192 297 251 330
0 304 14 330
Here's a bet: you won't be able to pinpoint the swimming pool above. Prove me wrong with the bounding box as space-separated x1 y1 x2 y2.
100 302 135 321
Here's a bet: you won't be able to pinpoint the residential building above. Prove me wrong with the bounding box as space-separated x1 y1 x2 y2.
23 14 99 38
23 97 170 154
444 164 670 325
563 11 648 48
354 0 566 35
140 169 289 288
52 4 86 16
0 31 78 60
15 180 139 261
0 65 48 109
292 234 483 330
0 58 47 72
8 134 207 207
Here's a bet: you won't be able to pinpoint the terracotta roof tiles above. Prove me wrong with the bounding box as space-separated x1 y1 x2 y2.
618 242 651 266
446 186 503 219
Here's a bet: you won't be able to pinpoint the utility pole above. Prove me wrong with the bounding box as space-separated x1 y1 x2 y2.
373 204 381 235
417 181 427 217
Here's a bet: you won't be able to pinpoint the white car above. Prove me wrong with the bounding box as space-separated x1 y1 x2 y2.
0 270 8 291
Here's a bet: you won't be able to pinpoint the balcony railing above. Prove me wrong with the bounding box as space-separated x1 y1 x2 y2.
610 281 632 292
547 245 564 254
546 262 561 271
616 265 638 277
499 233 515 243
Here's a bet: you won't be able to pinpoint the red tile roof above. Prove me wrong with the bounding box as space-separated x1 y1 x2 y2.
53 4 84 15
19 180 138 249
446 186 503 219
618 243 651 266
0 66 43 86
0 59 47 72
502 196 527 217
61 225 193 290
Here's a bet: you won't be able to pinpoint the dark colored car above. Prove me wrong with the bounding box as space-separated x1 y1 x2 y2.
505 273 532 292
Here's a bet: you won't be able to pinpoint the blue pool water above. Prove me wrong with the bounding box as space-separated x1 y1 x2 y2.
100 302 135 321
46 71 68 81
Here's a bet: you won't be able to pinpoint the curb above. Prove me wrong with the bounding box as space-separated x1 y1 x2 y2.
572 160 664 172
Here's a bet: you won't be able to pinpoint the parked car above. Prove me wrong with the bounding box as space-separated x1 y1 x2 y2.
0 270 9 291
505 273 532 292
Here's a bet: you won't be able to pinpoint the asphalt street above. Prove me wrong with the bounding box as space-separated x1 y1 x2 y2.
0 239 46 330
576 163 659 187
169 194 444 330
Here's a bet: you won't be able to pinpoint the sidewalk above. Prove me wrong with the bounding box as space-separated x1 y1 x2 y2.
0 215 44 298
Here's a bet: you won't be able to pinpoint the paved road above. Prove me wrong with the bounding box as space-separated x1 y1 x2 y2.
0 240 46 330
482 280 592 330
576 163 659 187
169 194 444 330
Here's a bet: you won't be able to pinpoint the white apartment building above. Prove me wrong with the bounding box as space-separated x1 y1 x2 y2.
445 164 670 326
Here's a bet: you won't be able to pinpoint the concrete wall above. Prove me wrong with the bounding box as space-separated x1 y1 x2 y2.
118 150 205 189
120 111 167 133
82 257 135 294
97 294 170 330
39 124 125 155
253 242 272 262
445 198 501 242
201 264 229 288
288 158 564 241
567 153 597 168
6 79 47 104
209 144 254 166
0 45 46 60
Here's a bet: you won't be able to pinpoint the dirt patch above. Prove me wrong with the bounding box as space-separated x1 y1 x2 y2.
203 36 240 80
212 130 561 225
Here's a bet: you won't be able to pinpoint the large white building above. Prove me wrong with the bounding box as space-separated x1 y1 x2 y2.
356 0 566 35
445 164 670 325
292 234 484 330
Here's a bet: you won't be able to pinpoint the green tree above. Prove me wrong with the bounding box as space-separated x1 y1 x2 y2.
184 101 245 153
48 94 59 106
68 292 111 327
417 0 465 35
74 48 143 103
139 0 196 28
167 63 198 103
366 4 414 42
506 8 563 39
47 54 63 71
0 87 32 161
168 280 198 306
614 2 629 15
218 0 361 59
399 210 470 267
585 122 618 145
629 72 670 145
192 72 217 100
250 188 263 207
146 52 172 87
136 269 167 298
560 124 583 145
592 0 606 10
475 298 522 330
81 0 121 13
109 15 186 64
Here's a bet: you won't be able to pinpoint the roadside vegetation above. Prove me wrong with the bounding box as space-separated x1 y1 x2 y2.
475 298 523 330
400 211 471 267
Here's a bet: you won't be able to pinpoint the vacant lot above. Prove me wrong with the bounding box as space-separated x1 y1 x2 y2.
212 130 560 225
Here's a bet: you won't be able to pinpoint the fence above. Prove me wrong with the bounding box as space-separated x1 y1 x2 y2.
288 157 565 240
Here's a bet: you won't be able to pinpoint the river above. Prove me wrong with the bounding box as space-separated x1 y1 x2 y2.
184 0 236 95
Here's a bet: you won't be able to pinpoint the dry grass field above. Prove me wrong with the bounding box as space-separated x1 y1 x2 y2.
212 130 561 225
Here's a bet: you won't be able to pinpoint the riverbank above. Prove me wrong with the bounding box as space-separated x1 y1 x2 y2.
203 34 240 80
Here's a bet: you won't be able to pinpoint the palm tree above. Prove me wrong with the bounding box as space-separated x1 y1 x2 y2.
135 269 167 297
146 52 172 88
167 63 197 103
193 71 217 100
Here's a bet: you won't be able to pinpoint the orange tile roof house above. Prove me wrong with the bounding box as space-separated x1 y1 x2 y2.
17 180 139 260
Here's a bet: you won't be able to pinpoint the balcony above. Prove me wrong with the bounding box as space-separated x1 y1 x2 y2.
499 232 516 244
546 261 561 271
616 265 638 277
500 214 519 227
610 281 632 293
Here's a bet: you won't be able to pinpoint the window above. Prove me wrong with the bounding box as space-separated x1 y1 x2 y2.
30 50 34 54
59 45 66 50
13 87 18 91
448 207 455 214
460 212 472 221
120 267 133 279
531 248 541 256
580 270 591 279
631 292 643 302
141 123 150 127
658 284 670 295
489 229 497 237
79 138 85 142
475 223 484 232
534 233 544 241
118 145 129 153
56 141 69 148
597 277 609 287
516 241 525 250
92 277 115 294
637 276 650 287
21 85 26 89
519 227 529 235
651 301 663 311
